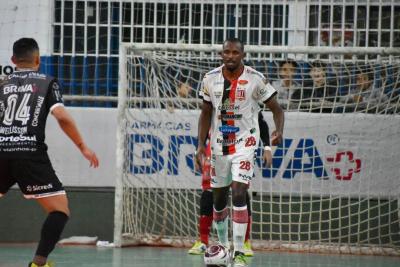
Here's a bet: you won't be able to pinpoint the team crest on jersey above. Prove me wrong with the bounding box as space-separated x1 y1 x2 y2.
236 89 246 100
238 80 248 85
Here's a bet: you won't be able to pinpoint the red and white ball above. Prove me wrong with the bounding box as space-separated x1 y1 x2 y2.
204 244 230 266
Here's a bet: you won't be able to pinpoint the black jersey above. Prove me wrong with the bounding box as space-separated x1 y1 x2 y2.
0 70 63 158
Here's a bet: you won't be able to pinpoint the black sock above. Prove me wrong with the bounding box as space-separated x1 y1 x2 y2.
35 211 69 258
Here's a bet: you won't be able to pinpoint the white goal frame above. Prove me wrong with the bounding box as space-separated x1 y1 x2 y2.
115 42 400 255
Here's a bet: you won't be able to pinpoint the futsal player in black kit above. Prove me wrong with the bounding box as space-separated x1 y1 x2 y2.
0 38 99 267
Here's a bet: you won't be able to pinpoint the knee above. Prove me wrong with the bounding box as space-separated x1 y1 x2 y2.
231 187 247 207
50 207 70 218
232 191 246 206
63 208 71 218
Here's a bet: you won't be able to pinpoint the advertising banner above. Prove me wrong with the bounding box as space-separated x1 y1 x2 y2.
46 108 400 197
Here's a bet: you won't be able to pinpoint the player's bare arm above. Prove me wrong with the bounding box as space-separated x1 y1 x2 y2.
264 97 284 146
196 101 213 171
52 106 99 168
258 111 273 167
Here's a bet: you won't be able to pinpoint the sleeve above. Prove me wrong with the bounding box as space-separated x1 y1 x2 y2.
46 79 64 112
198 76 212 103
253 76 277 103
258 111 270 146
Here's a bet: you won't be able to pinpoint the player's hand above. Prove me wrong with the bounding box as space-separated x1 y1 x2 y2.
79 143 99 168
270 130 283 146
263 149 273 167
195 146 206 172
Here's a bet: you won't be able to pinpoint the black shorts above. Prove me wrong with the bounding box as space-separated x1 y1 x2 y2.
0 155 65 199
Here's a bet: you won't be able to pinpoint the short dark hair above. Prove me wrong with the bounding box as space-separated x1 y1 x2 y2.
280 59 298 68
310 60 327 73
356 64 374 81
13 38 39 62
223 37 245 52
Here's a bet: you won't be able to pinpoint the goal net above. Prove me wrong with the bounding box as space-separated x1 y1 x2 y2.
115 43 400 255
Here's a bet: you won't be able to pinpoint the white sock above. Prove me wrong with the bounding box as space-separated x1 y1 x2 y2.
213 207 229 248
232 205 248 253
214 217 229 247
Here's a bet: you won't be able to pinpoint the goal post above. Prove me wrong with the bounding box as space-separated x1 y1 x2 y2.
115 43 400 255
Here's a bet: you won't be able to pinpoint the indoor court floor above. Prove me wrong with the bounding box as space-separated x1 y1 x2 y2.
0 244 398 267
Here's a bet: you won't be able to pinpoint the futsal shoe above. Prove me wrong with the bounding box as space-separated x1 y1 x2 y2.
232 251 248 267
243 240 254 257
29 262 54 267
188 240 207 254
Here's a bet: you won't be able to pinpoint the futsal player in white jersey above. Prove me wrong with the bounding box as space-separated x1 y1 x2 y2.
195 38 284 267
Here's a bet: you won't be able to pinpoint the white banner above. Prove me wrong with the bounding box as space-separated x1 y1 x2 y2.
126 109 400 197
46 108 117 187
46 108 400 197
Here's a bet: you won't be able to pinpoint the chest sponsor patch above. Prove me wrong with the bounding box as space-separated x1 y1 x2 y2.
218 114 243 120
219 125 240 134
236 89 246 100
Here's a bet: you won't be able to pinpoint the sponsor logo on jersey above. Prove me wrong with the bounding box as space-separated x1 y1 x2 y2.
0 135 37 142
238 80 248 85
8 73 28 79
219 125 240 134
28 72 46 79
3 84 37 95
32 96 45 127
26 183 53 192
0 126 28 135
216 137 243 145
218 104 240 111
218 114 243 120
239 173 252 181
236 89 246 100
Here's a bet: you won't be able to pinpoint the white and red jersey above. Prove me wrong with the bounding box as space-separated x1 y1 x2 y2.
200 65 276 156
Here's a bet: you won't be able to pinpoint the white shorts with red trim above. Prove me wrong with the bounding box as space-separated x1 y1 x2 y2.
210 150 254 188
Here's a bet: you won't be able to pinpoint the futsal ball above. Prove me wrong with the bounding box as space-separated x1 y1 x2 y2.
204 244 230 266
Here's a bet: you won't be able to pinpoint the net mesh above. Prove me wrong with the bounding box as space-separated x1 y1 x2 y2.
116 45 400 255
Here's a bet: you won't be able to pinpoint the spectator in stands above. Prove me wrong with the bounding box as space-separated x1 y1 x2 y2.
271 60 301 103
304 61 338 112
340 66 388 111
272 59 302 109
178 82 192 98
175 81 198 110
384 65 400 103
308 61 338 101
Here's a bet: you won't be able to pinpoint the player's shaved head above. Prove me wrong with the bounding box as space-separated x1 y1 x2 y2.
12 38 39 63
